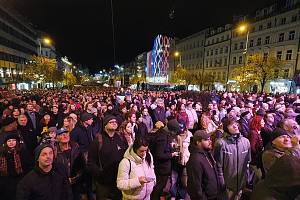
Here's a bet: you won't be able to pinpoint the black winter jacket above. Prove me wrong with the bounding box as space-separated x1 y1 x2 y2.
16 164 72 200
187 146 221 200
70 123 95 153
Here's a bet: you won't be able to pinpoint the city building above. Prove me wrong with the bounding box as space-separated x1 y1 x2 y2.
0 2 38 89
229 0 300 92
204 24 232 91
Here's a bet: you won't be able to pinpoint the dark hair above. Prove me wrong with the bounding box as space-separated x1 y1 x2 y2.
132 137 152 167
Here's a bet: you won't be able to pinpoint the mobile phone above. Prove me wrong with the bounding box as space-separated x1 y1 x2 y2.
146 177 155 182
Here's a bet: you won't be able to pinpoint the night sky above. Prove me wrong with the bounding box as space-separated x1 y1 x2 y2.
11 0 274 73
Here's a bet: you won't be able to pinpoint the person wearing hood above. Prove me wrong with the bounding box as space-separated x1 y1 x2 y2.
186 130 222 200
150 118 181 200
117 137 156 200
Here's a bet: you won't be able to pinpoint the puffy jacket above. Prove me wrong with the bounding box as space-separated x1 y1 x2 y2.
214 133 251 193
117 146 156 200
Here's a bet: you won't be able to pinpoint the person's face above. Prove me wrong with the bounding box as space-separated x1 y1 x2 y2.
106 119 118 130
27 104 33 111
52 106 58 113
12 109 20 118
44 115 50 122
132 105 138 112
70 104 76 110
208 103 213 110
87 104 93 110
197 137 212 150
38 147 54 168
85 118 94 126
6 139 17 149
195 104 202 111
136 145 148 158
266 114 274 124
158 101 164 108
69 114 77 122
130 114 136 123
285 119 298 133
260 119 265 128
18 116 28 126
213 115 219 122
170 104 176 110
181 104 186 111
63 119 70 127
272 135 292 149
125 123 132 134
20 108 25 114
57 132 70 144
142 109 149 116
228 110 237 119
48 131 56 139
122 107 127 114
227 122 240 134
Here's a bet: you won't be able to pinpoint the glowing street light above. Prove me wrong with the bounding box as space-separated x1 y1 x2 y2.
43 38 51 45
174 51 182 67
38 37 53 55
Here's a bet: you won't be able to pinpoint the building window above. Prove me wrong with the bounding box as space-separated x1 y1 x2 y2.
265 36 270 44
267 22 272 28
211 50 213 56
225 46 229 53
263 52 268 61
279 33 284 42
240 42 244 49
207 40 210 45
206 60 209 67
224 58 228 66
286 50 292 60
216 38 219 43
249 40 254 47
259 25 263 30
227 34 230 40
292 15 297 22
220 47 223 54
284 69 289 78
234 43 238 50
233 57 236 64
207 51 209 56
239 56 243 64
289 30 295 40
277 51 282 60
281 17 286 25
210 60 212 67
221 36 224 41
257 38 262 46
215 49 218 55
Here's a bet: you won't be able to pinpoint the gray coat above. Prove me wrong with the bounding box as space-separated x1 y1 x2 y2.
214 133 251 193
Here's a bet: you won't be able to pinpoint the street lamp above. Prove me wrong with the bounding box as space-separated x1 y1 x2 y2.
174 51 182 67
38 37 52 56
237 24 250 67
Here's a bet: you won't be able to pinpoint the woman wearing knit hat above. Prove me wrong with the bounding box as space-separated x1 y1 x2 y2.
0 133 32 200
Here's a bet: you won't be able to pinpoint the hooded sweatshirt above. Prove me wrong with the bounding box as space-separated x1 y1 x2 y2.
117 146 156 200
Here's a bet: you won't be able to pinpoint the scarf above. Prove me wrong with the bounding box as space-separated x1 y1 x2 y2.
0 150 23 176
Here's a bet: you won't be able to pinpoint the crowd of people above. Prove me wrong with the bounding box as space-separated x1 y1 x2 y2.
0 87 300 200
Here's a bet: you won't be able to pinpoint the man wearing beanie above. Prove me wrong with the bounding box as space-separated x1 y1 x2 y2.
87 114 127 200
214 119 251 199
262 128 292 174
187 130 222 200
16 144 72 200
151 119 181 199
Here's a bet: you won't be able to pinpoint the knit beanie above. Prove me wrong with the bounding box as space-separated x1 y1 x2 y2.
34 144 54 161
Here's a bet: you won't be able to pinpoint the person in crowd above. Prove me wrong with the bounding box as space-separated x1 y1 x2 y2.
185 101 198 132
238 111 251 138
261 112 276 147
24 103 40 133
151 119 181 200
17 114 38 156
201 111 218 134
177 103 189 128
16 144 72 200
141 107 153 133
62 116 76 133
152 98 166 124
119 120 134 146
55 128 85 200
251 154 300 200
281 118 300 137
262 128 293 174
39 113 52 135
187 130 222 200
0 133 32 200
70 112 95 154
214 119 251 199
87 115 128 200
0 116 18 145
165 102 177 119
117 137 156 200
248 115 265 181
50 104 65 128
135 112 148 139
